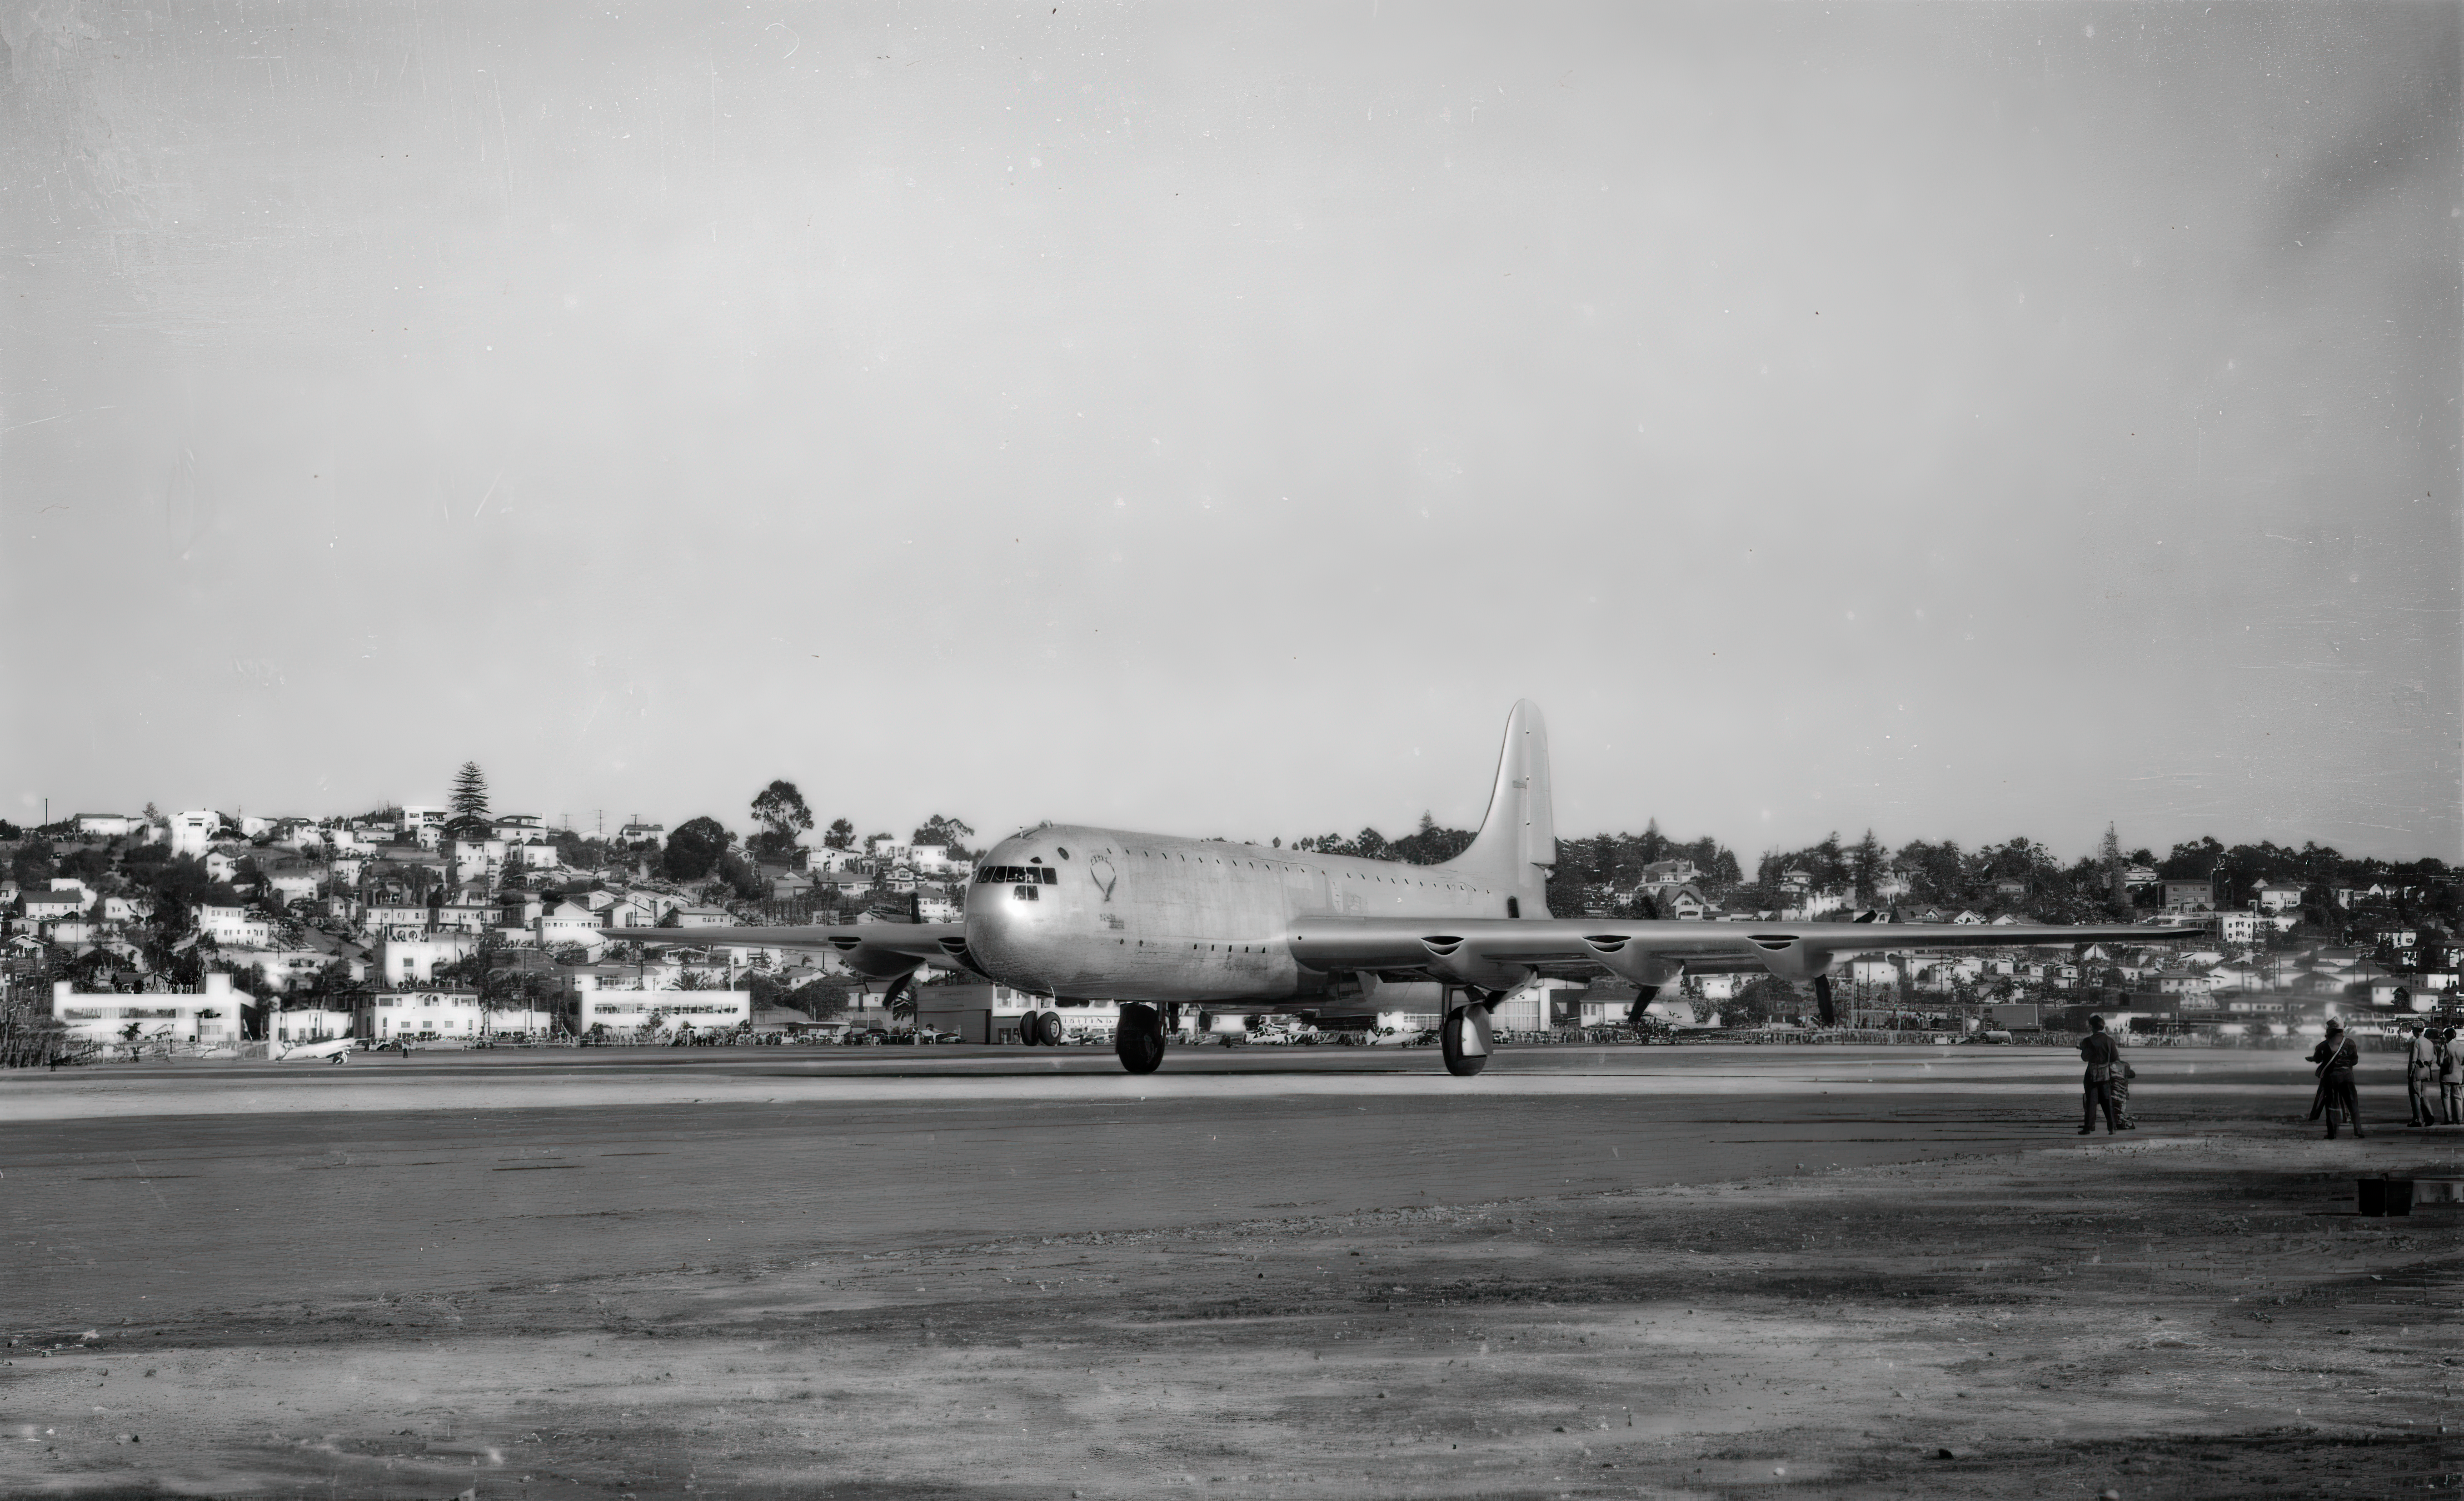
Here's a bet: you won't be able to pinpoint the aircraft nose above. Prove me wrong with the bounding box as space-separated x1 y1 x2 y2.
964 881 1029 972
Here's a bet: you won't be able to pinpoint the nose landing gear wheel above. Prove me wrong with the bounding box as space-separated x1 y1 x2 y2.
1115 1002 1167 1074
1035 1009 1067 1047
1440 1004 1492 1078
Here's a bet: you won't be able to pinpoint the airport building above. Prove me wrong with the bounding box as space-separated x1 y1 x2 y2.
354 987 487 1040
269 1003 353 1042
49 973 244 1046
566 975 749 1036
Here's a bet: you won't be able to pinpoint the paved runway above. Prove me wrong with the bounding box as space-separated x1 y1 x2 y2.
3 1045 2309 1333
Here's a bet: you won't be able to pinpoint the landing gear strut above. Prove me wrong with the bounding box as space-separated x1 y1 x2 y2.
1812 973 1838 1029
1115 1002 1167 1074
1440 1001 1493 1078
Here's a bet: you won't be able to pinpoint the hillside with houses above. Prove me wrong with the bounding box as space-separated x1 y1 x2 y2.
3 771 2456 1058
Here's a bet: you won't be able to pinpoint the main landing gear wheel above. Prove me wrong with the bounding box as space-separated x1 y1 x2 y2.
1035 1010 1067 1047
1016 1012 1041 1046
1440 1003 1493 1078
1115 1002 1167 1075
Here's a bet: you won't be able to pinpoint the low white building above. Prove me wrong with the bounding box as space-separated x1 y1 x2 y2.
168 810 221 857
483 1005 560 1037
376 934 479 984
538 901 610 956
96 894 153 926
50 974 244 1046
566 975 749 1036
196 903 272 948
269 1003 354 1043
431 896 497 935
75 813 138 838
355 987 485 1041
215 945 334 992
21 890 88 925
265 867 324 907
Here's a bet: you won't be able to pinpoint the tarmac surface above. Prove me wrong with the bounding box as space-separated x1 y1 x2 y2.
4 1043 2457 1498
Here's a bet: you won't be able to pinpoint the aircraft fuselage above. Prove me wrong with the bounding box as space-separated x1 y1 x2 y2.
962 824 1514 1004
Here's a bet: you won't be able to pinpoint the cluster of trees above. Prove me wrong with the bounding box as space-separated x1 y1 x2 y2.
654 780 979 896
1733 827 2462 932
1546 821 1745 917
2151 836 2456 919
1293 813 1480 866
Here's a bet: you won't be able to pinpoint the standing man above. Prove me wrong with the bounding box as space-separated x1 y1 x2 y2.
2439 1026 2461 1126
2405 1022 2441 1128
2078 1015 2123 1136
2309 1021 2364 1140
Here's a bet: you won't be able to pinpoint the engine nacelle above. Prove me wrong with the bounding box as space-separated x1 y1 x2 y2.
1579 935 1686 994
1416 936 1531 993
1745 935 1842 984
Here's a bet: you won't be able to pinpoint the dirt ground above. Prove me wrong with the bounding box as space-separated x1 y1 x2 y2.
6 1126 2458 1500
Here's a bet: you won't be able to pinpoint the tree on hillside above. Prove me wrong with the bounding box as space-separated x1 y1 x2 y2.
2157 836 2225 880
447 762 491 837
1637 817 1669 866
1392 812 1475 866
714 848 766 900
1851 829 1886 901
662 817 733 881
823 818 856 851
749 780 815 862
10 839 56 887
911 814 976 858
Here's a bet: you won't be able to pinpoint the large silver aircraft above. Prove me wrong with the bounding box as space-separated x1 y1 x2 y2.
652 702 2190 1076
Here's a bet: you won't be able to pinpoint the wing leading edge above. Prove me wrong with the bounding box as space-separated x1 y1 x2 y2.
1287 916 2208 989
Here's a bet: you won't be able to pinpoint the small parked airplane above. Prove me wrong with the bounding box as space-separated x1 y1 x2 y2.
643 702 2195 1077
272 1036 355 1063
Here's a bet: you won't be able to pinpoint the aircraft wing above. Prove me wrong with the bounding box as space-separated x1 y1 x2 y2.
618 923 983 979
1287 916 2206 988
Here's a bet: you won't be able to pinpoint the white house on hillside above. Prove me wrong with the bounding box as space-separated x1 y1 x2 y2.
169 810 221 856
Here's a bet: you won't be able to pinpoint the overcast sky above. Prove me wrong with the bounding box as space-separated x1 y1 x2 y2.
3 3 2457 862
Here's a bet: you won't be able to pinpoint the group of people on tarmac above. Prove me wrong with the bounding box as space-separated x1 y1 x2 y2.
2303 1019 2459 1139
2072 1014 2460 1140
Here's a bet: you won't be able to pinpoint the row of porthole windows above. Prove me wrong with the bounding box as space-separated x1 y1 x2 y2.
1111 846 1486 899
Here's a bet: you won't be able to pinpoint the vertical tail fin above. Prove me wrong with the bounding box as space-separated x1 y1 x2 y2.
1443 700 1556 916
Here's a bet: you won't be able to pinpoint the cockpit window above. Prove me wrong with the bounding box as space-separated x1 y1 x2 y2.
979 866 1058 886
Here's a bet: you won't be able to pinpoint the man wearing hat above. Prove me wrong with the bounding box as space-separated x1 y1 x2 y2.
2077 1015 2124 1135
2405 1021 2441 1128
2307 1020 2364 1140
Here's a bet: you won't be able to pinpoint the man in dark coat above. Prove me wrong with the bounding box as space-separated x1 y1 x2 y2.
2078 1015 2123 1135
2308 1021 2364 1140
